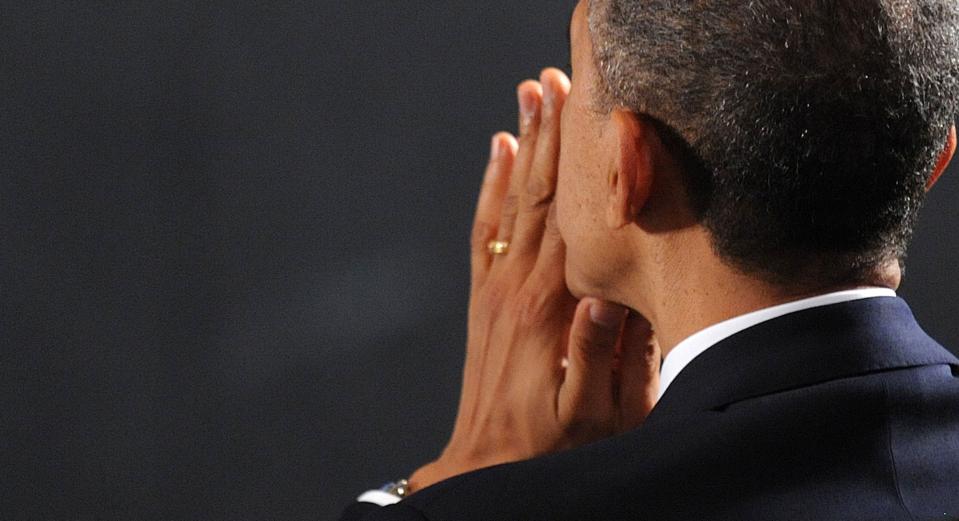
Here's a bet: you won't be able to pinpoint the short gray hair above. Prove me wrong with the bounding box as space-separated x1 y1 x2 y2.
587 0 959 286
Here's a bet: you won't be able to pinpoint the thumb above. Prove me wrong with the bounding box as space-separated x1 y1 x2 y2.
558 298 627 433
616 312 661 432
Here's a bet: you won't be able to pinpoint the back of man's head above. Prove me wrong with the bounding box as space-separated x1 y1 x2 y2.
588 0 959 287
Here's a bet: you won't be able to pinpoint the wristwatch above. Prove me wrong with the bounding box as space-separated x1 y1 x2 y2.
356 479 411 506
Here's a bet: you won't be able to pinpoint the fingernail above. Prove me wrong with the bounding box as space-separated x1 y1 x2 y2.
589 300 626 330
542 79 554 110
520 88 537 128
490 135 501 159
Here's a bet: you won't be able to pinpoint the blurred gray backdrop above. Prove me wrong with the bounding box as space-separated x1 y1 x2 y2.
2 1 957 520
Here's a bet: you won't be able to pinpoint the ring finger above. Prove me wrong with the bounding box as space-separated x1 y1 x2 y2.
471 132 518 288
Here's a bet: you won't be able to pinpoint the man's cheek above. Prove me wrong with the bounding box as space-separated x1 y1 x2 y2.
564 253 588 299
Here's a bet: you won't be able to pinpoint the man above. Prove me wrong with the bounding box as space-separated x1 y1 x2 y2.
340 0 959 519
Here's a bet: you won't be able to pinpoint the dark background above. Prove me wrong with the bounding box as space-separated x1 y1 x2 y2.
2 2 957 520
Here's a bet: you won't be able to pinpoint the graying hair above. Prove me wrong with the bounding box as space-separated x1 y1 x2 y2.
586 0 959 285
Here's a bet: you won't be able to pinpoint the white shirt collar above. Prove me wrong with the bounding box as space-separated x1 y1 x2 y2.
657 287 898 400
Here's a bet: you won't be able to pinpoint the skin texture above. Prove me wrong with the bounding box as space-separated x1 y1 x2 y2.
407 0 957 492
407 65 661 492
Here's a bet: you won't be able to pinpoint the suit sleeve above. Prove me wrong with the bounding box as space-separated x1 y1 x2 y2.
338 501 430 521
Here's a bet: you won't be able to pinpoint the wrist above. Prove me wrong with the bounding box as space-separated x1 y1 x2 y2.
408 458 464 493
407 461 444 493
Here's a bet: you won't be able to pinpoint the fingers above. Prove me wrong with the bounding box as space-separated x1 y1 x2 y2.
494 80 542 250
616 312 661 431
510 69 571 257
471 133 518 288
558 298 628 434
528 201 566 293
477 68 569 288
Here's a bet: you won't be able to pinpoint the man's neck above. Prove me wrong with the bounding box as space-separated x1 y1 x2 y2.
624 234 901 360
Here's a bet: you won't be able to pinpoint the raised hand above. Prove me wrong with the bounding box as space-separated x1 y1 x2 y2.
407 68 661 493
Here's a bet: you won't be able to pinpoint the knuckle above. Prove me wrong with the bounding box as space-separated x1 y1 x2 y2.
501 194 519 220
519 118 539 140
525 173 554 207
514 289 549 326
509 284 560 328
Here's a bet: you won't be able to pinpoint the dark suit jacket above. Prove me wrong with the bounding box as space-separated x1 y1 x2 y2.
339 297 959 520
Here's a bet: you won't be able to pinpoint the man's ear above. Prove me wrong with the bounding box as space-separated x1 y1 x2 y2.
926 124 957 192
606 109 654 229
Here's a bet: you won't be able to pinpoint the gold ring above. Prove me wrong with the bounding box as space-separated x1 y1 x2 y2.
487 240 510 255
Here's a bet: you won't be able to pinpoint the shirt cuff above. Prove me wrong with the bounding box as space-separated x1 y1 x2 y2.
356 489 402 506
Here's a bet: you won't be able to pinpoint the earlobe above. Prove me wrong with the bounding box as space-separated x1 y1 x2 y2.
606 110 654 229
926 124 957 192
